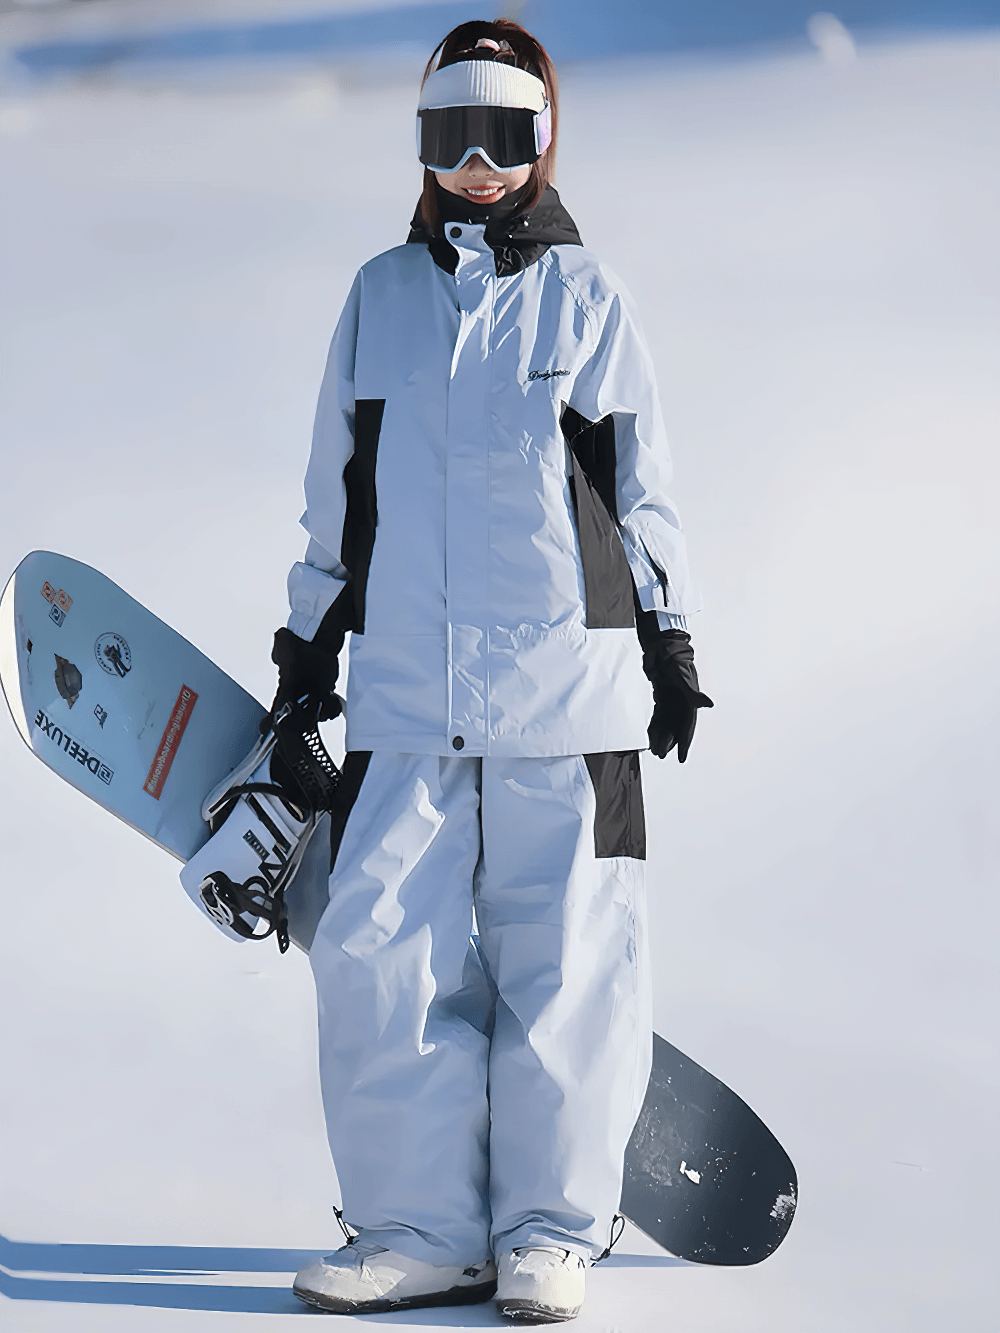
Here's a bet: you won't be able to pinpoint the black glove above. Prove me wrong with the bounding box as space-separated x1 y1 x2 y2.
642 629 714 763
265 597 348 730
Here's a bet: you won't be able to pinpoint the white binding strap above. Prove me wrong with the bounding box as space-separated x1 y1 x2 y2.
418 60 546 112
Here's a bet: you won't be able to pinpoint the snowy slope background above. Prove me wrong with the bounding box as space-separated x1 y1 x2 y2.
0 4 997 1329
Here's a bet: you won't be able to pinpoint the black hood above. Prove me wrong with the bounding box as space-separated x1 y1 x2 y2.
407 183 582 277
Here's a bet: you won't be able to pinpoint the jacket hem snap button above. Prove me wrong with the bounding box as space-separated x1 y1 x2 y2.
451 736 465 750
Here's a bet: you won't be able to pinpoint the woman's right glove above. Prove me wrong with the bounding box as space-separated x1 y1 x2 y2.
268 627 343 722
264 591 350 730
642 630 714 763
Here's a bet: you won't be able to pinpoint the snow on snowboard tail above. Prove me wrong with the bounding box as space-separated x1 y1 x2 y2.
1 552 797 1266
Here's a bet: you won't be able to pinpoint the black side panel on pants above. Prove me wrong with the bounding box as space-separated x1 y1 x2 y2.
340 399 385 633
561 407 635 629
584 750 647 860
330 751 373 871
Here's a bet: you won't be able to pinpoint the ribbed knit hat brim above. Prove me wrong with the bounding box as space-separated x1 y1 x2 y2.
418 60 546 113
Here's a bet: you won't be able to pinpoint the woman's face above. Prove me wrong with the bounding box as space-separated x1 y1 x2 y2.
434 153 531 206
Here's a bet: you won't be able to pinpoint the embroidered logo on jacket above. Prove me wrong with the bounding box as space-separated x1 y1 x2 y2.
528 368 571 381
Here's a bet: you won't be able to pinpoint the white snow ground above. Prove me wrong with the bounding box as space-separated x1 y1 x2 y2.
1 24 998 1333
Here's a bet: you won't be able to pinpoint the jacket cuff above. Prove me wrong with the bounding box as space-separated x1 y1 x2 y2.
287 562 348 642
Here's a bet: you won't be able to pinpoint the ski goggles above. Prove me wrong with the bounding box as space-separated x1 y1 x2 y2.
417 103 552 173
416 60 551 175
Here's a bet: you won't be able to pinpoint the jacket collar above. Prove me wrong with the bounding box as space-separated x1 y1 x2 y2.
406 184 583 277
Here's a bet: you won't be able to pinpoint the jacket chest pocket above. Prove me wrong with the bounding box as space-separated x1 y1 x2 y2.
562 408 635 630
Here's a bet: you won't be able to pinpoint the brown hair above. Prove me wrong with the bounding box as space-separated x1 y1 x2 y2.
418 18 559 234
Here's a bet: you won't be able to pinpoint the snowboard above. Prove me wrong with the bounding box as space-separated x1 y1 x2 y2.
0 551 797 1266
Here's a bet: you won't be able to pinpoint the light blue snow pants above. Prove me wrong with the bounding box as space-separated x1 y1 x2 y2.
308 752 652 1267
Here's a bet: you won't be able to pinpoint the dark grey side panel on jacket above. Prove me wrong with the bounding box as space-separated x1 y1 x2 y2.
584 750 646 860
340 399 385 633
561 406 635 630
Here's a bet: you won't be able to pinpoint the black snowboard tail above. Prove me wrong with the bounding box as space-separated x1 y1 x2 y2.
621 1034 797 1265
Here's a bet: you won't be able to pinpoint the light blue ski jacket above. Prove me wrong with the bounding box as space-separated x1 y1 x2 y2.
287 216 700 758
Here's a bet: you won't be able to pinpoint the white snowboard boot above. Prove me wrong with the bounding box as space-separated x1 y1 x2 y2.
292 1239 497 1314
495 1247 586 1323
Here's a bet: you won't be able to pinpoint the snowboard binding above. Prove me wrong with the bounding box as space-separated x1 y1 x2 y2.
180 699 340 952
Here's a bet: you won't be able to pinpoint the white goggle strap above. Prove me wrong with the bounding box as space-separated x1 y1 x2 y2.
424 145 525 175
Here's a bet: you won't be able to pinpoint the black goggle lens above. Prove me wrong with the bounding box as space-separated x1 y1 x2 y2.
418 105 540 171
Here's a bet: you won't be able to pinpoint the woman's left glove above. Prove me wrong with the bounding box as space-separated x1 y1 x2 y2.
642 630 714 762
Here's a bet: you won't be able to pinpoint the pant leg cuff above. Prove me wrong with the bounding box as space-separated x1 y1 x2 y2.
354 1226 492 1268
492 1225 594 1265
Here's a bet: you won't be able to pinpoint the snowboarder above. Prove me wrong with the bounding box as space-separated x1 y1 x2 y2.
270 18 712 1322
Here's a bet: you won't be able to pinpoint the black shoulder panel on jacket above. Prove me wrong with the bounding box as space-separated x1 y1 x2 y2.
340 399 384 634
